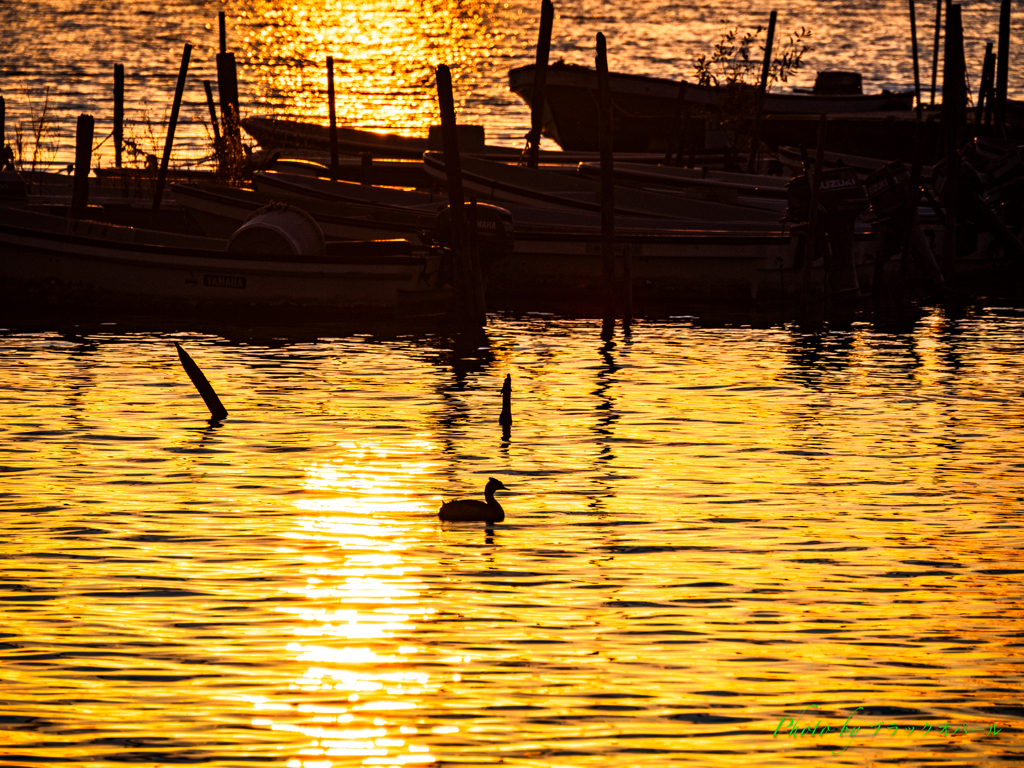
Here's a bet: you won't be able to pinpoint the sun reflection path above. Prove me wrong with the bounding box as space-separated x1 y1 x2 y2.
256 438 458 766
239 0 522 134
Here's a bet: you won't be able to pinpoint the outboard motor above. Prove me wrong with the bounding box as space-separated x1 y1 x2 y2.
817 166 870 294
785 166 869 295
865 160 944 287
427 201 514 283
933 152 1024 260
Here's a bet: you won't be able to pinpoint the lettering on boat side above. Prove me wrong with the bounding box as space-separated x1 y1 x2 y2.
866 178 891 196
203 274 247 289
818 178 858 191
773 704 1005 755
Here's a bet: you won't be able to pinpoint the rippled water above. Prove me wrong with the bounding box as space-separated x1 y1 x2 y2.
1 0 1021 169
2 310 1023 767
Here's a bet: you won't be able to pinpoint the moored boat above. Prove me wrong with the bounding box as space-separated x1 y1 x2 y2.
421 152 782 222
508 62 914 153
241 117 438 159
0 205 447 315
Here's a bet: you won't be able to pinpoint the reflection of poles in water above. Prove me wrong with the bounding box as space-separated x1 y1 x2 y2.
174 342 228 421
431 328 495 488
60 332 100 421
588 339 621 513
194 418 225 447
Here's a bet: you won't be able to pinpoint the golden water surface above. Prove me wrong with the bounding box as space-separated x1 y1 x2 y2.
1 310 1023 767
2 0 1022 168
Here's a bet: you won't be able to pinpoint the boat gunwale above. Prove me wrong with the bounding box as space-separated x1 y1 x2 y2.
0 219 426 273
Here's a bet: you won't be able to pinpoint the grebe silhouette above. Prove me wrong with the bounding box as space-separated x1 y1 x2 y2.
438 478 508 523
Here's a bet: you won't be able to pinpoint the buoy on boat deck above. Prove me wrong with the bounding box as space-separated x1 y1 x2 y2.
227 203 326 257
174 342 228 421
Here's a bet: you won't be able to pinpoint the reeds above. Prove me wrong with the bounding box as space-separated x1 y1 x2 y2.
2 86 243 184
9 86 65 178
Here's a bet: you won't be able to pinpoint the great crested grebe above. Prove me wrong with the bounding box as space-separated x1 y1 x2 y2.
438 478 508 523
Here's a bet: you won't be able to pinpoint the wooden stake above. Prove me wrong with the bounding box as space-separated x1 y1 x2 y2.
0 95 8 170
975 43 995 135
71 114 94 218
174 342 228 421
114 64 124 169
910 0 924 181
802 114 828 297
665 81 687 165
203 80 222 166
528 0 554 168
983 44 997 126
436 64 485 325
499 373 512 427
327 56 339 180
154 42 191 213
748 9 777 173
995 0 1011 134
941 2 963 269
930 0 942 104
360 152 372 185
216 16 240 156
909 0 922 114
597 33 615 337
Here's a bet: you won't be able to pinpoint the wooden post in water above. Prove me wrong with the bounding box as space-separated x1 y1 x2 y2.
802 114 827 297
436 64 485 325
360 152 372 185
909 0 922 113
174 342 228 421
0 95 7 169
909 0 924 181
527 0 554 168
941 2 963 269
469 194 480 292
983 44 997 126
975 43 995 135
995 0 1011 135
665 81 687 165
216 14 241 167
203 80 223 168
71 114 94 218
747 9 777 173
114 64 124 169
153 42 191 214
930 0 942 104
951 2 968 145
499 373 512 427
596 33 615 337
327 56 339 180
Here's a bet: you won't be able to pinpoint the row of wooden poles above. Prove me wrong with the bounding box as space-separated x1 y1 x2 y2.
511 0 1014 318
4 0 1014 322
0 13 244 219
433 15 639 331
920 0 1015 131
797 0 1015 295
